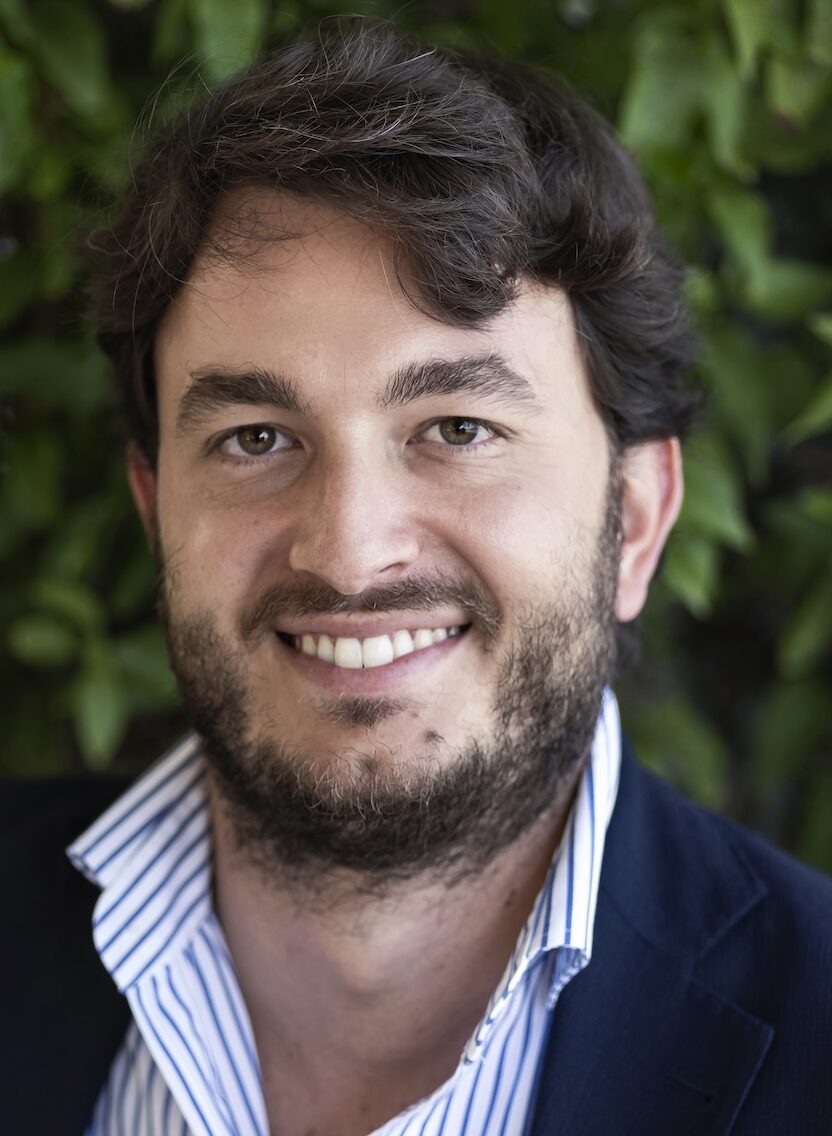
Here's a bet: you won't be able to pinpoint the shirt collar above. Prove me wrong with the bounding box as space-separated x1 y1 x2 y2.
463 686 621 1059
69 689 621 1011
67 733 211 991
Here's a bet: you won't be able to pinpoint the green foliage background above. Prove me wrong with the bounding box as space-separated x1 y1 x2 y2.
1 0 830 872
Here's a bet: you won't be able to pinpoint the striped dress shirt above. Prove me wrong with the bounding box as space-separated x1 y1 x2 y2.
69 688 622 1136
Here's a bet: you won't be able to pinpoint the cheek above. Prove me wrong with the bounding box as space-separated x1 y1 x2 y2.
435 476 569 594
444 452 611 616
157 479 280 610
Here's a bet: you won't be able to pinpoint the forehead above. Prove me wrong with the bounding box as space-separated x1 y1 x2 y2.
156 188 595 421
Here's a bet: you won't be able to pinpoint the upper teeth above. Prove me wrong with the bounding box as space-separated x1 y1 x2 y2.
291 626 463 668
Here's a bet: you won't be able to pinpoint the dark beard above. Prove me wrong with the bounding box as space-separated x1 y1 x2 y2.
156 486 621 890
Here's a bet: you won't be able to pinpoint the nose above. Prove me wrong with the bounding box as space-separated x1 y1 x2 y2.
287 449 421 595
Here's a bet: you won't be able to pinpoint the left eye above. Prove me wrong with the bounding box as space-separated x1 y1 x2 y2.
424 418 494 446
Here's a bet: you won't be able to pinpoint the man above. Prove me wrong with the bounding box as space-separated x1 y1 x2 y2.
4 18 831 1136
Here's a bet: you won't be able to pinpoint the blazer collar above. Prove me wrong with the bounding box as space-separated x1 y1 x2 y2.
530 739 773 1136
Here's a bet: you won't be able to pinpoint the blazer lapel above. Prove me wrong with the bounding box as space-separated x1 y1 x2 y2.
529 743 773 1136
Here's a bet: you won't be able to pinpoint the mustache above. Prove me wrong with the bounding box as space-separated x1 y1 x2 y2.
240 573 502 644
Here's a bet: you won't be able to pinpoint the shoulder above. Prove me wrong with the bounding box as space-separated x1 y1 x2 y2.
645 757 832 918
716 802 832 909
699 800 832 999
609 743 832 978
0 772 130 833
628 753 832 1017
0 773 131 919
676 789 832 1127
0 775 134 1128
612 751 832 1127
620 741 831 896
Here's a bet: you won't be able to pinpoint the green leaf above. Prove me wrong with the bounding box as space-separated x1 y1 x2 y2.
778 568 832 676
749 679 828 794
685 268 720 316
699 321 772 481
187 0 268 81
477 0 531 55
701 34 752 177
7 613 77 667
618 12 703 152
0 247 39 329
808 312 832 347
25 144 72 202
72 640 128 768
0 0 32 41
0 42 33 193
678 433 755 552
783 373 832 443
0 340 111 414
797 768 832 871
113 626 178 710
42 498 119 580
800 488 832 529
110 543 157 617
1 431 63 535
746 259 832 320
766 55 832 125
152 0 190 66
26 0 112 121
757 342 817 430
710 188 832 318
663 532 720 617
29 576 104 633
808 0 832 65
631 695 730 809
764 488 832 561
721 2 756 76
708 185 772 276
722 0 799 75
270 2 303 41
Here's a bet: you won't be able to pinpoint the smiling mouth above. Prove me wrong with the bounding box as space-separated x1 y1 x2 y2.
275 624 471 669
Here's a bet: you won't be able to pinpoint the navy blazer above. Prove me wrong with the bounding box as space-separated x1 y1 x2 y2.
3 740 831 1135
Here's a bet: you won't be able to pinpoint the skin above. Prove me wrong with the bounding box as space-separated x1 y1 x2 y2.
128 190 682 1135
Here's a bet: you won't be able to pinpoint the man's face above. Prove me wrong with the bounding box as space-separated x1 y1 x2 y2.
141 191 626 882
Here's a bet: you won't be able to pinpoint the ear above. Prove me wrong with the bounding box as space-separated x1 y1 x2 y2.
616 438 683 623
126 440 159 546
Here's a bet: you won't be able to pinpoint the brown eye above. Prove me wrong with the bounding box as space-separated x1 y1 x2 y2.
437 418 482 445
236 426 278 455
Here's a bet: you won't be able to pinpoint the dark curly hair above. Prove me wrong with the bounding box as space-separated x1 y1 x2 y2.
87 18 701 463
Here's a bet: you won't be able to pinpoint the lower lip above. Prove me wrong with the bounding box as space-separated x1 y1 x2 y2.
272 628 472 694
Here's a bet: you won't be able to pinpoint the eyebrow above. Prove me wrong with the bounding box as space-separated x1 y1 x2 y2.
176 367 310 435
176 352 541 435
377 354 542 412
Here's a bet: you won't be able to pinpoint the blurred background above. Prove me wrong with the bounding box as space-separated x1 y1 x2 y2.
1 0 830 873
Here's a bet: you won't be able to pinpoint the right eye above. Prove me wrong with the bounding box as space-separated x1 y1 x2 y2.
215 425 297 460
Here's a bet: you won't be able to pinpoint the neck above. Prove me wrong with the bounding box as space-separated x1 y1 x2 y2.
210 767 581 1080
